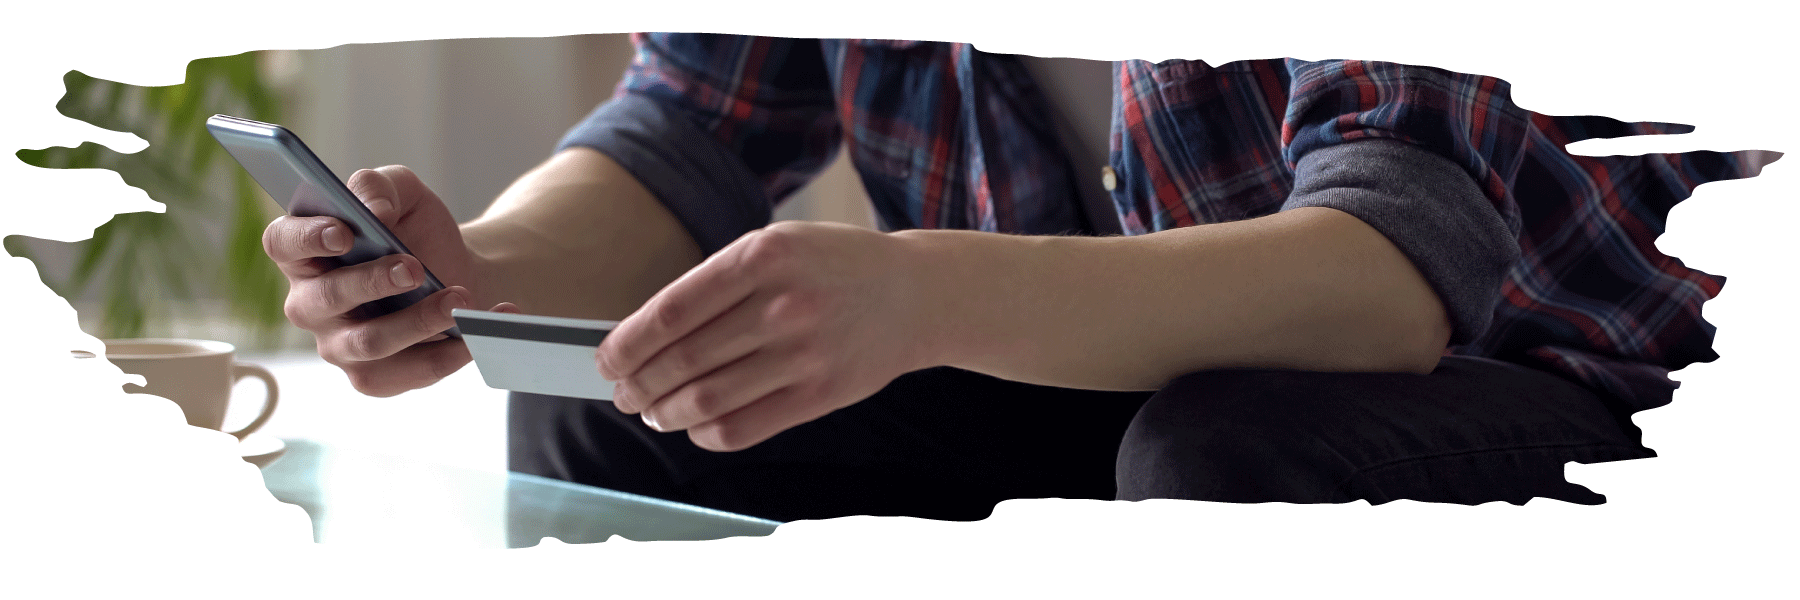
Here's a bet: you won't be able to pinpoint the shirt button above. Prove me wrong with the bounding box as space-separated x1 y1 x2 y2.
1100 166 1117 191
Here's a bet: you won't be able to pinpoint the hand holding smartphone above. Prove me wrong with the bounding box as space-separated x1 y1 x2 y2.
206 114 461 338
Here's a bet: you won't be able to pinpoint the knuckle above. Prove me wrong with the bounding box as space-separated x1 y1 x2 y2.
306 278 343 314
346 168 382 190
664 344 701 375
413 298 442 336
683 384 722 418
366 262 395 298
281 296 308 326
378 165 421 189
266 217 309 261
341 366 387 397
649 299 684 333
340 367 367 391
338 327 382 362
741 228 796 269
763 290 818 325
594 348 620 381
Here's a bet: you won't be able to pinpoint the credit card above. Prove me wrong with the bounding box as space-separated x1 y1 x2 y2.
452 308 617 400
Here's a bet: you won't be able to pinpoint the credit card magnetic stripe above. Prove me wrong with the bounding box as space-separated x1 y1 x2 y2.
455 316 610 347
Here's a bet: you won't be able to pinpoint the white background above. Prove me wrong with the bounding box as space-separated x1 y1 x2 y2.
2 0 1794 597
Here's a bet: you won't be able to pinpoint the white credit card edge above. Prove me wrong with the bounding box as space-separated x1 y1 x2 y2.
451 307 619 331
458 318 616 401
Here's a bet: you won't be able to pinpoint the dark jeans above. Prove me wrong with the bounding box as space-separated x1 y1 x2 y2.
508 356 1653 522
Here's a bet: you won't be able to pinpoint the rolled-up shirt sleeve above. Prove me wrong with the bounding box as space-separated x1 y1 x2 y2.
556 33 842 256
1282 139 1517 345
1280 60 1530 345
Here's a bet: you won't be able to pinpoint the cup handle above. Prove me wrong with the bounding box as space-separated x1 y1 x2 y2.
227 363 280 440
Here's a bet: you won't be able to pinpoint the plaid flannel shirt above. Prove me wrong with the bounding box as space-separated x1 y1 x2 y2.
561 33 1766 413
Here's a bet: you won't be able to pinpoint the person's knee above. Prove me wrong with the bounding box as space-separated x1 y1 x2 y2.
1115 369 1358 503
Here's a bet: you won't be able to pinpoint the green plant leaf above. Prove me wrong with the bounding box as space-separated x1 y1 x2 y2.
68 216 124 297
227 171 289 346
101 241 146 339
15 147 55 168
3 235 38 264
34 58 291 346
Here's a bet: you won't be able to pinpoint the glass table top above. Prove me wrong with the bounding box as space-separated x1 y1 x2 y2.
259 439 781 548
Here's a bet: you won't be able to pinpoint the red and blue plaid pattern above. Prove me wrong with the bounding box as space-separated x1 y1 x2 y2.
615 33 1764 412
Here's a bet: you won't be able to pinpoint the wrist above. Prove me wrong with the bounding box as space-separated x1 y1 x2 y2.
889 229 1036 373
888 229 959 372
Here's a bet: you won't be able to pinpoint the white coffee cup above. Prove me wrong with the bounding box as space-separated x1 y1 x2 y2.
91 338 280 440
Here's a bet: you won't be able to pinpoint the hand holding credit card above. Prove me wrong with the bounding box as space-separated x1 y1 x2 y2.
454 308 618 400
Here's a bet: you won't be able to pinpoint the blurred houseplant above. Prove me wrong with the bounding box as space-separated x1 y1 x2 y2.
9 51 291 347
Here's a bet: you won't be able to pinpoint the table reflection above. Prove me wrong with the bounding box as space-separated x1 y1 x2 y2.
260 439 781 548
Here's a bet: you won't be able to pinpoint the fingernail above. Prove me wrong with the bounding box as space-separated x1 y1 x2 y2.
390 262 416 288
366 197 393 217
641 411 663 432
322 225 349 253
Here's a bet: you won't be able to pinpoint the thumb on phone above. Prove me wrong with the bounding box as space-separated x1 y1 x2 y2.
346 167 404 225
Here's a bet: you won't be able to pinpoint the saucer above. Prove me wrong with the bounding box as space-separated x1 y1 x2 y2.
239 434 287 468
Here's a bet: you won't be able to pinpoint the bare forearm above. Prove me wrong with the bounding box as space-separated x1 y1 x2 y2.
898 206 1453 390
460 147 701 320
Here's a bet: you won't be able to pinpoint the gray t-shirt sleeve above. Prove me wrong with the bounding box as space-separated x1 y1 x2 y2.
1282 139 1519 345
555 93 773 256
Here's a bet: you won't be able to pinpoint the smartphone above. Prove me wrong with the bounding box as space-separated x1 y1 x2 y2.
206 114 460 337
